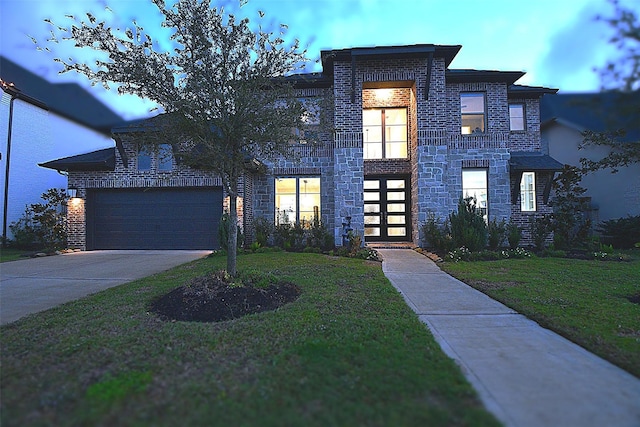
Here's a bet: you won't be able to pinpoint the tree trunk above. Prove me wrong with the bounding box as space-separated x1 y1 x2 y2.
227 185 238 277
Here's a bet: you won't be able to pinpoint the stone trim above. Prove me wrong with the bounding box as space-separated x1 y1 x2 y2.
272 167 322 175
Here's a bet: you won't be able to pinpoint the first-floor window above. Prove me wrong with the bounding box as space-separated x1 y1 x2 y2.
137 146 152 171
462 168 488 220
275 177 321 225
157 144 174 171
520 172 536 212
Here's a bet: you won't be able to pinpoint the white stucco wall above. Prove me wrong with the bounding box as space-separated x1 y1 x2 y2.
1 91 114 241
545 123 640 223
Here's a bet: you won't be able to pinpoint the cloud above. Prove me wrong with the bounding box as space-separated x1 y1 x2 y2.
536 1 614 92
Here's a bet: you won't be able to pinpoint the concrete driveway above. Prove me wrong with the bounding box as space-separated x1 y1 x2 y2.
0 250 210 325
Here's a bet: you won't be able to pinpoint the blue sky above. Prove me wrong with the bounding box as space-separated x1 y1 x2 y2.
1 0 633 119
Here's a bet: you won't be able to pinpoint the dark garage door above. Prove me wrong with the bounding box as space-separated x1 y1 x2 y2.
86 188 222 250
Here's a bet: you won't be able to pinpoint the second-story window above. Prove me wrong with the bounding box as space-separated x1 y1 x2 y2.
157 144 173 172
461 93 486 134
137 146 152 171
509 104 526 131
363 108 408 160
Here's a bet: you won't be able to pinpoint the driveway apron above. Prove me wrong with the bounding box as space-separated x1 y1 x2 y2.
0 250 210 325
378 249 640 427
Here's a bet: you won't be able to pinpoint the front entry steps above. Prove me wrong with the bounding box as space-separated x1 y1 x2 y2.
366 242 416 249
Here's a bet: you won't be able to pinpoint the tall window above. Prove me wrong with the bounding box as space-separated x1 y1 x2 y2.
275 177 321 225
520 172 536 212
462 169 488 220
158 144 173 171
137 146 152 171
363 108 408 159
461 93 485 134
509 104 525 131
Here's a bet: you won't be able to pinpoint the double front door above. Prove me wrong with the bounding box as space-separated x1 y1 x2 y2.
364 176 410 241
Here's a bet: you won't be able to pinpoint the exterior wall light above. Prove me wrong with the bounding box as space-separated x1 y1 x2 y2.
67 187 78 199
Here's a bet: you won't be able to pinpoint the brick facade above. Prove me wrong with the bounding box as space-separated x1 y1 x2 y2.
60 44 558 250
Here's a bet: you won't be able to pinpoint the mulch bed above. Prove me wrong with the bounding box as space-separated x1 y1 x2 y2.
150 282 301 323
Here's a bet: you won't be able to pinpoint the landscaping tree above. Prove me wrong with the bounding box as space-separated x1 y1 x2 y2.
549 166 591 250
43 0 321 275
580 0 640 173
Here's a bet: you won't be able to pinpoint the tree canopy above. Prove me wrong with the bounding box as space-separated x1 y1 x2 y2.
580 0 640 173
44 0 323 274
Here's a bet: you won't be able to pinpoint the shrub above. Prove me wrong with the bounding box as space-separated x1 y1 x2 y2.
253 216 273 247
421 212 454 252
507 222 522 249
597 215 640 249
306 218 334 251
449 197 487 252
529 215 553 252
549 165 592 250
487 218 506 251
9 188 68 251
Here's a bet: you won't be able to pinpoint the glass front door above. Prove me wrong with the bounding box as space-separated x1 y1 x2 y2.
364 176 410 241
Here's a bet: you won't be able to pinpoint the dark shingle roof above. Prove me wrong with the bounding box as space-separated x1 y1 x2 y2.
446 69 525 85
510 151 564 171
0 56 124 135
39 147 115 172
509 84 558 98
540 91 640 141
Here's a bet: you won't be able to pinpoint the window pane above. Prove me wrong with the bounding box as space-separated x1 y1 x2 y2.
387 203 405 213
365 227 380 237
363 109 382 126
137 146 152 171
387 227 406 236
364 192 380 201
364 215 380 225
509 104 525 131
386 125 407 142
385 141 407 158
520 172 536 212
364 204 380 213
462 115 485 133
461 93 484 113
364 180 380 190
363 126 382 143
387 180 405 189
364 142 383 159
387 215 406 224
462 169 488 219
386 192 405 201
385 109 406 125
158 144 173 171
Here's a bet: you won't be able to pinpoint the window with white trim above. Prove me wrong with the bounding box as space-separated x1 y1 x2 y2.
462 168 488 220
520 172 536 212
509 104 525 131
461 93 486 134
275 177 321 225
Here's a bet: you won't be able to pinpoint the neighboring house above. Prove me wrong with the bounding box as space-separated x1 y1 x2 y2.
41 43 562 250
541 92 640 223
1 56 124 244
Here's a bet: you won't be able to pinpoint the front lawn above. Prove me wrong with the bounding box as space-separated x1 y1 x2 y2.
440 255 640 377
1 252 498 427
0 248 28 263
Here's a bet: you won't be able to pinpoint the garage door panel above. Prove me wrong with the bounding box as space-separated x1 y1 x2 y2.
87 188 222 250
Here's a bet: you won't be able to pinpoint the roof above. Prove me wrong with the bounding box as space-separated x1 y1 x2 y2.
540 91 640 141
39 147 116 172
510 152 564 171
446 69 525 85
508 84 558 98
321 44 462 73
0 56 124 135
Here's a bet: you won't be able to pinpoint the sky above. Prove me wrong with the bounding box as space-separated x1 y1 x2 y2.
0 0 634 120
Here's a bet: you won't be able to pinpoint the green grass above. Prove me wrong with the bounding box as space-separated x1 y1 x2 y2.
441 255 640 377
0 247 28 263
1 252 499 427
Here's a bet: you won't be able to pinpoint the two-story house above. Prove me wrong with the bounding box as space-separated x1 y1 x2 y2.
1 56 123 245
41 44 562 250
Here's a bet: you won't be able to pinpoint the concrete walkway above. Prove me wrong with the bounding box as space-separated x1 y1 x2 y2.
0 250 210 325
378 249 640 427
